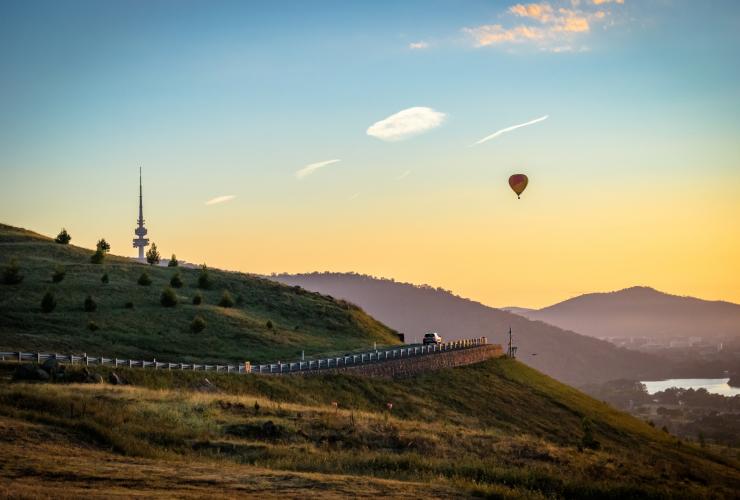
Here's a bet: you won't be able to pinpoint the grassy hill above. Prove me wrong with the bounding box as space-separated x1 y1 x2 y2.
1 358 738 498
0 224 401 363
272 272 669 386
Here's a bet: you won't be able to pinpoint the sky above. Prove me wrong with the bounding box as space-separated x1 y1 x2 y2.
1 0 739 308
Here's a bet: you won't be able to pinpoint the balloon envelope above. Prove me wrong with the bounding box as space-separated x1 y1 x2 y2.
508 174 528 198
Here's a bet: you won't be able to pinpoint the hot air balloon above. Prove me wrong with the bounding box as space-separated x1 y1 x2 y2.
508 174 528 199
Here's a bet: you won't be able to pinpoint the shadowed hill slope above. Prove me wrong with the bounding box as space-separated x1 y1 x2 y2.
272 273 669 386
0 224 400 363
512 286 740 340
1 357 738 497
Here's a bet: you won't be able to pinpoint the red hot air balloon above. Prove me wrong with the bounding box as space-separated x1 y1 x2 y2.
508 174 528 199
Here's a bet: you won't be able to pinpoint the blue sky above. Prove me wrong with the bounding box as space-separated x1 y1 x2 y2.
1 0 739 306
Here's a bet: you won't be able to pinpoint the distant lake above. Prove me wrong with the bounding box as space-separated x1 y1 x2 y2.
641 378 740 397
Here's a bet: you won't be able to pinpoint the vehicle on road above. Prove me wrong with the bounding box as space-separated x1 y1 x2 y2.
423 332 443 345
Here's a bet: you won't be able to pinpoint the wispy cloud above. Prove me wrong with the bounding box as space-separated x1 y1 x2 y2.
471 115 549 146
409 41 429 50
367 107 446 142
396 170 412 180
205 195 236 206
348 192 360 200
464 1 622 51
295 159 341 179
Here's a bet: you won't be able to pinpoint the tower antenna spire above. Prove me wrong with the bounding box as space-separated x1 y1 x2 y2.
132 167 150 261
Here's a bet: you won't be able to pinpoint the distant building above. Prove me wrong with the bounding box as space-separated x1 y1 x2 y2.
132 168 150 261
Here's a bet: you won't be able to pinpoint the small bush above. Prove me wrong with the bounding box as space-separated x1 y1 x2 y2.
236 294 244 306
55 228 71 244
218 291 235 308
41 291 56 313
160 287 178 307
90 250 105 264
266 320 273 330
581 417 600 450
52 266 66 283
87 320 99 331
124 301 134 309
197 264 212 290
101 272 109 284
170 272 183 288
190 315 206 333
137 272 152 286
168 254 178 267
84 295 97 312
192 293 203 306
2 259 23 285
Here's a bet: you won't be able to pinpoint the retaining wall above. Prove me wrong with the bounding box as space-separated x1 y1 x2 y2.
299 344 504 378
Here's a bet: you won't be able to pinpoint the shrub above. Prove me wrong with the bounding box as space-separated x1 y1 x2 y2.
87 320 99 331
41 291 56 313
52 266 66 283
168 254 178 267
197 264 212 290
101 272 109 284
90 250 105 264
83 295 97 312
146 243 160 266
218 291 235 308
581 417 600 450
160 287 178 307
96 238 110 253
55 228 71 244
192 293 203 306
170 272 183 288
266 320 273 330
137 272 152 286
124 301 134 309
2 259 23 285
236 294 244 306
190 315 206 333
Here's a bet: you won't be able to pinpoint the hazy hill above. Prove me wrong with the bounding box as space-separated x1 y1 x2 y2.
2 357 738 497
271 272 668 385
0 224 400 363
510 286 740 340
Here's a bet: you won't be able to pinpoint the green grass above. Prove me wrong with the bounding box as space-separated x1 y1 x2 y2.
0 223 401 363
1 358 738 498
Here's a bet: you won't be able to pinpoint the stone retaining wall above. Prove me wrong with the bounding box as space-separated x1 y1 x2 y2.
297 344 504 379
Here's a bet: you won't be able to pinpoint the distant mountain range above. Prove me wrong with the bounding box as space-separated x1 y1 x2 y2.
503 286 740 341
271 273 669 386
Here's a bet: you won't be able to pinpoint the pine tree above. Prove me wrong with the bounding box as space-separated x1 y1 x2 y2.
41 290 56 313
167 254 178 267
55 228 71 244
146 243 161 266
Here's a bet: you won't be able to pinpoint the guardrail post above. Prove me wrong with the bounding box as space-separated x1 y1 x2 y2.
17 352 21 362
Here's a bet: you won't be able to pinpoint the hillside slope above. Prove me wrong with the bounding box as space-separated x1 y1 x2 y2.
272 273 668 386
1 358 738 498
0 224 400 363
513 286 740 340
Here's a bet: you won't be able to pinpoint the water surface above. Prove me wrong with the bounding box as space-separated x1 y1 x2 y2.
641 378 740 397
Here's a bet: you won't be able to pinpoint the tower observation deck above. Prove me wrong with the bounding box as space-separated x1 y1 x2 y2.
132 167 149 261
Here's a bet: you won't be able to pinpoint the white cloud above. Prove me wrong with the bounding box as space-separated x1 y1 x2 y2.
205 195 236 206
471 115 549 146
295 159 341 179
409 41 429 50
366 107 446 142
396 170 412 180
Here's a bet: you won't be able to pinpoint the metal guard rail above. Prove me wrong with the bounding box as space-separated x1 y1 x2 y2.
0 337 488 376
